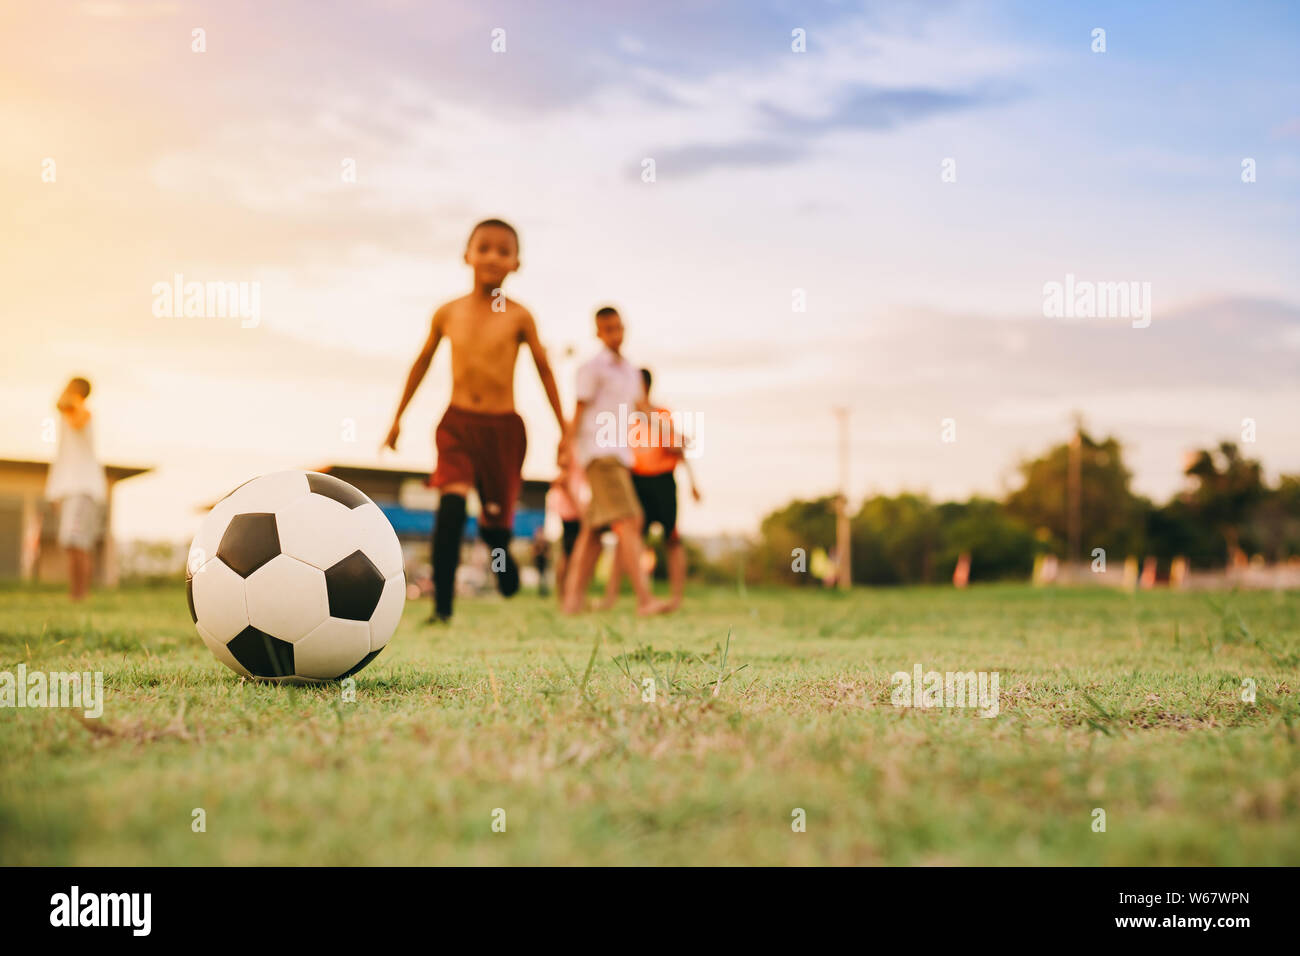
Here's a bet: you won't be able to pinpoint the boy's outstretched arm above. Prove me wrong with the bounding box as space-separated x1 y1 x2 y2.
383 308 444 451
520 310 567 449
682 457 702 502
566 400 589 465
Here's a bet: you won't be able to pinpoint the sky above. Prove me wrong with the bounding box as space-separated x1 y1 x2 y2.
2 0 1299 543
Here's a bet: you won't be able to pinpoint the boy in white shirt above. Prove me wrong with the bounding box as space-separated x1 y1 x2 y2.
561 307 667 615
45 377 107 601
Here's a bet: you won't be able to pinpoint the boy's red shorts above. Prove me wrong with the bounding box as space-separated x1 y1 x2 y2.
430 406 527 530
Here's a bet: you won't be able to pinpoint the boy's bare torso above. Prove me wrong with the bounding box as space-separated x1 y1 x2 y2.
438 294 528 414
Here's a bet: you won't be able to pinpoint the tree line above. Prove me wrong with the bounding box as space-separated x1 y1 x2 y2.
691 430 1300 586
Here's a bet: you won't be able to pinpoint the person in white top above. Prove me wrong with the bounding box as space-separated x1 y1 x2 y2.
45 377 107 601
560 307 667 615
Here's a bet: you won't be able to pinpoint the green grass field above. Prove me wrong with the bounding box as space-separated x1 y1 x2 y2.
1 582 1297 865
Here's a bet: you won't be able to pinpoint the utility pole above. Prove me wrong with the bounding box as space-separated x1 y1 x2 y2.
834 406 851 590
1067 415 1083 569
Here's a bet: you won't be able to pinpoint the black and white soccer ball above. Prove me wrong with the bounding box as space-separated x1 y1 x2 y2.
186 470 405 683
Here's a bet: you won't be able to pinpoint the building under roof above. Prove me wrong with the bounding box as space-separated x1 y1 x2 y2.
0 457 152 584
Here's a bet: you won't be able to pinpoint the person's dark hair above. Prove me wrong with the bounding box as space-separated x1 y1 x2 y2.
595 306 619 321
68 377 91 398
640 368 652 393
467 218 519 252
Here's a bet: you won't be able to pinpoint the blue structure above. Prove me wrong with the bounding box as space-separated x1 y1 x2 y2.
377 503 545 542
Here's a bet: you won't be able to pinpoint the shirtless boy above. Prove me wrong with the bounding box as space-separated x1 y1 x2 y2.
384 219 565 622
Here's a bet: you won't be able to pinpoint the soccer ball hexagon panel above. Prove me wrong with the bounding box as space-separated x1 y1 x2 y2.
187 470 405 682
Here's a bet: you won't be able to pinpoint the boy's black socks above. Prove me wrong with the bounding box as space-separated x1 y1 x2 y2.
432 493 467 619
480 527 520 598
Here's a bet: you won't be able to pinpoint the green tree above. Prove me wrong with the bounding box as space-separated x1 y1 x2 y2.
935 498 1037 582
1004 428 1147 561
1242 473 1300 562
1182 442 1266 561
754 496 837 585
1144 497 1222 569
850 493 941 584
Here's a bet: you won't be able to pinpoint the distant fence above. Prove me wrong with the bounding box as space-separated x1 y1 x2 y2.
1183 566 1300 591
1046 560 1300 591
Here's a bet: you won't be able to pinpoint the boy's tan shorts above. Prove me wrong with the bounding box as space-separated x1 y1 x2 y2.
583 457 642 530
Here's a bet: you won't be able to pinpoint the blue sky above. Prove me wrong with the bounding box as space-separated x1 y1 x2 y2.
2 0 1298 540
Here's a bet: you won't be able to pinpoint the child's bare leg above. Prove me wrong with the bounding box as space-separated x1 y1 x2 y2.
612 519 666 615
68 548 89 601
665 538 686 611
576 530 603 603
562 526 599 614
555 552 569 606
66 548 78 600
599 545 623 610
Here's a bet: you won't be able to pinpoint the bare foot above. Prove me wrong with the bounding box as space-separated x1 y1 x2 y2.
597 596 617 611
635 598 670 617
